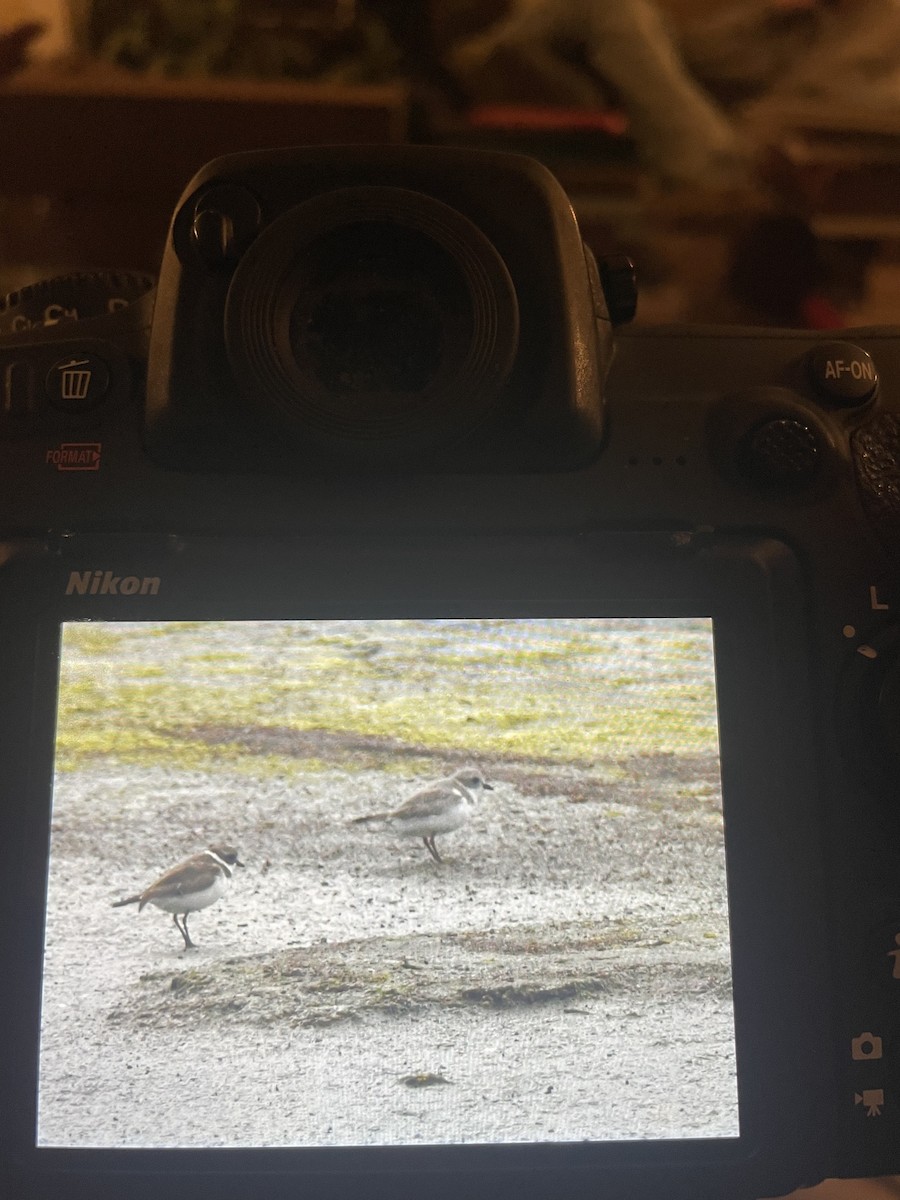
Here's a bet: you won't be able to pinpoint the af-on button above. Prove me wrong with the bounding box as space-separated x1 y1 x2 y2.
806 341 878 407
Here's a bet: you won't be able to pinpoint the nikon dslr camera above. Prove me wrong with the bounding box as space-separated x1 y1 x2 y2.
1 146 900 1200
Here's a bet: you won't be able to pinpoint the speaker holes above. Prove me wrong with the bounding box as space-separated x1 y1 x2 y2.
625 455 688 467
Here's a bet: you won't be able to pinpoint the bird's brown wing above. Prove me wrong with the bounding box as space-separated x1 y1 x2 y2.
393 785 455 820
140 855 220 904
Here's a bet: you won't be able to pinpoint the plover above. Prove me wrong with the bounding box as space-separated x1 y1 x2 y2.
353 767 492 862
112 844 244 950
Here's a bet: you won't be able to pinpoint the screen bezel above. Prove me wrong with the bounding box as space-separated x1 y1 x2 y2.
0 529 835 1198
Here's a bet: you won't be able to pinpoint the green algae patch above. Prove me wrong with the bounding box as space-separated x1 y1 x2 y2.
55 619 720 772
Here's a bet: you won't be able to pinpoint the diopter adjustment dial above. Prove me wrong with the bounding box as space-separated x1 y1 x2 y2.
191 184 262 268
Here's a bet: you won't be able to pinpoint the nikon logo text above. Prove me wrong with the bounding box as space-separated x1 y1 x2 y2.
66 571 160 596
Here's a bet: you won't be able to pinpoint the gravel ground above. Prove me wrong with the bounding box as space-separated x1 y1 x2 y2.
38 753 738 1149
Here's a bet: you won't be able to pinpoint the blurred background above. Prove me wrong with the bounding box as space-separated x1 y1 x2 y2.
3 0 900 328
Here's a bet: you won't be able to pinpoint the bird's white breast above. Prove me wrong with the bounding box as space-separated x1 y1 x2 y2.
390 795 469 836
148 873 228 914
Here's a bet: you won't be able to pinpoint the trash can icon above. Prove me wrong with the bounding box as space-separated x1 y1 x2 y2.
58 359 92 402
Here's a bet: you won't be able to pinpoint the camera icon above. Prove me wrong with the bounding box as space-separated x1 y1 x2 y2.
851 1032 883 1060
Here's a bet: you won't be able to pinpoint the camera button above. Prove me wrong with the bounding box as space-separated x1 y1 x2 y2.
806 341 878 406
851 1031 884 1060
597 254 637 326
741 417 820 487
45 353 109 413
854 904 900 1002
2 359 35 417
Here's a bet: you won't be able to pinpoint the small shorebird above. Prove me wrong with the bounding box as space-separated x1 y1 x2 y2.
112 844 244 950
352 767 493 862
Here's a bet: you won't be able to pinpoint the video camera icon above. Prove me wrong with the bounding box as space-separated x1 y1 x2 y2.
855 1089 885 1117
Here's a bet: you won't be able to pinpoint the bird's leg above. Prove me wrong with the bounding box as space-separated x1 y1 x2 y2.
174 912 196 950
423 836 442 863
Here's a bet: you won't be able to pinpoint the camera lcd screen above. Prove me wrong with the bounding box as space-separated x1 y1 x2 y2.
38 618 738 1149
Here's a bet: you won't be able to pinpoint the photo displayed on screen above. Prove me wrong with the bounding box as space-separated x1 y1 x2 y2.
38 618 738 1149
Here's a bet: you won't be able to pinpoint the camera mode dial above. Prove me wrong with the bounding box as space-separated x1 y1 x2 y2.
0 272 155 430
0 271 155 340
